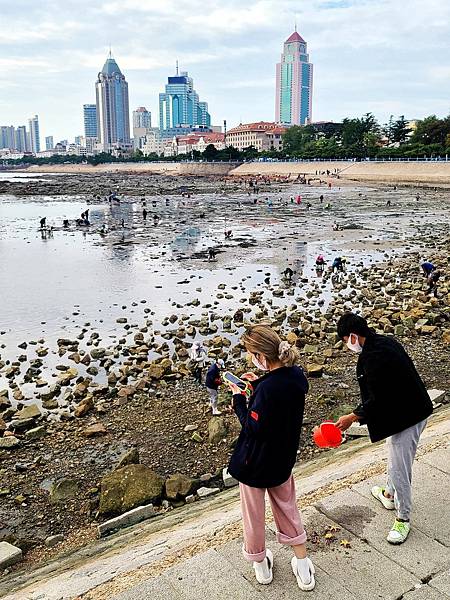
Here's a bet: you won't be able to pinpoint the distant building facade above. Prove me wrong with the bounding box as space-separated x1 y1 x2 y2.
45 136 54 150
275 31 313 125
95 55 131 152
162 132 225 157
28 115 40 153
159 70 211 133
226 122 287 152
132 107 152 150
83 104 98 139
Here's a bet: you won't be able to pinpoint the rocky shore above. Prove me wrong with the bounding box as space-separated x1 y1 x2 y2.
0 173 449 576
0 236 448 574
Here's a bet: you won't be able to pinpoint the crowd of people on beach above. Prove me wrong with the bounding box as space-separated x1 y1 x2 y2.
186 313 434 590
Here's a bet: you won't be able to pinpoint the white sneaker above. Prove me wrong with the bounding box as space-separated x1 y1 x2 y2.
387 520 411 544
291 556 316 591
371 486 395 510
212 408 222 416
253 549 273 585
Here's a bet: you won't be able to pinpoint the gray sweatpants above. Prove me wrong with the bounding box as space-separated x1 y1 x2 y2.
385 419 427 520
206 388 218 410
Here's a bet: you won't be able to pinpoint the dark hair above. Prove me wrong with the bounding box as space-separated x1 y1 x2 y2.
337 313 371 339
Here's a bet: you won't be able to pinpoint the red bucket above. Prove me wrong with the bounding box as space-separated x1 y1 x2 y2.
313 420 342 448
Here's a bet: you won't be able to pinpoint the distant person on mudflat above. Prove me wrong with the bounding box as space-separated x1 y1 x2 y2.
189 341 207 385
205 358 224 415
225 325 315 590
426 269 441 297
40 217 46 228
334 313 433 545
143 208 148 220
421 261 435 277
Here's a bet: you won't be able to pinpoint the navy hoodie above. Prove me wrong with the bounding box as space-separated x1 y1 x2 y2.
228 366 308 488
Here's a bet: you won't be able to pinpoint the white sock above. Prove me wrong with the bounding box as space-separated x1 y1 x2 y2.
296 557 311 584
254 557 270 579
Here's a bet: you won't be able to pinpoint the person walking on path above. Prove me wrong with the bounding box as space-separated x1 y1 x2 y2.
334 313 433 545
225 325 315 591
189 341 207 385
205 358 224 415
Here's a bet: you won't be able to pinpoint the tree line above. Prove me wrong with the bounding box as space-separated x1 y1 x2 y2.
281 113 450 159
2 113 450 167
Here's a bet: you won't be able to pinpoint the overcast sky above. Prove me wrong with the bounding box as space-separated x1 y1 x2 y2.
1 0 449 142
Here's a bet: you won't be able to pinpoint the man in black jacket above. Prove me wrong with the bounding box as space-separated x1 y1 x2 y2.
334 313 433 545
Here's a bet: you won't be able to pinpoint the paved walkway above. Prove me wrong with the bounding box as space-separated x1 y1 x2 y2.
105 446 450 600
2 412 449 600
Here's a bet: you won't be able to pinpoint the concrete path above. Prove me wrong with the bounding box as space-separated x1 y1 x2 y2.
1 411 449 600
104 444 450 600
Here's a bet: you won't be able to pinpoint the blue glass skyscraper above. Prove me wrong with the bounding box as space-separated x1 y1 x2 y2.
95 54 130 150
159 70 211 133
83 104 98 139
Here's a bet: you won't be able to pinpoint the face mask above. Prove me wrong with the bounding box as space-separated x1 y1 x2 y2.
251 353 268 371
346 334 362 354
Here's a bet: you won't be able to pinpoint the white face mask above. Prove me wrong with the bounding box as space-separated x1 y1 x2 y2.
346 333 363 354
251 353 268 371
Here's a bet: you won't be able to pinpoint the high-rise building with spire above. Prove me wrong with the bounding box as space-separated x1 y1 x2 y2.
275 29 313 125
95 53 130 151
159 67 211 134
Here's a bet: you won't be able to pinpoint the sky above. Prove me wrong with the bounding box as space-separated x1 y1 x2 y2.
1 0 449 142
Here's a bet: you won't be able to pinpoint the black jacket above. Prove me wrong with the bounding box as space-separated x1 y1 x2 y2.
353 333 433 442
205 363 221 390
228 366 308 488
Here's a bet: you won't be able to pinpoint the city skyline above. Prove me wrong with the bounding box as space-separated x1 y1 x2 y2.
1 0 450 142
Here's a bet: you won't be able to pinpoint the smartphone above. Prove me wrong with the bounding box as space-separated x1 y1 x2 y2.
222 371 248 391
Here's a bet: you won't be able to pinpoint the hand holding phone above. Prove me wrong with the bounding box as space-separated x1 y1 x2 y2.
222 371 253 397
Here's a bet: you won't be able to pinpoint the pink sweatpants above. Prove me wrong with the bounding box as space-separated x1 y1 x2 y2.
239 474 307 562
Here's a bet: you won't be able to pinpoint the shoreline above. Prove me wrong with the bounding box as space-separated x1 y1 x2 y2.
16 160 450 187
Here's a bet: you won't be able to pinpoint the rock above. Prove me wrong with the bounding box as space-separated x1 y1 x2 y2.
74 396 94 417
91 348 107 360
207 417 227 444
24 426 46 440
0 437 20 449
196 486 220 499
99 464 164 515
346 423 369 437
50 478 79 502
15 403 41 420
98 504 155 537
0 541 22 569
165 473 195 500
147 364 165 379
303 344 319 354
222 467 238 488
184 424 197 432
191 432 203 443
44 534 64 547
115 447 140 470
82 423 107 437
306 363 323 377
286 331 298 345
442 330 450 346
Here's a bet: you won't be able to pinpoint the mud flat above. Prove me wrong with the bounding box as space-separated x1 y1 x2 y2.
231 161 450 187
21 160 450 187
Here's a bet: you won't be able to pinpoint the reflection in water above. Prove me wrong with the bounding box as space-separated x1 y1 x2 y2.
172 227 202 253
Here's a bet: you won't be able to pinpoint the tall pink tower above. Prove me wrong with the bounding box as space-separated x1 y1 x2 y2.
275 28 313 125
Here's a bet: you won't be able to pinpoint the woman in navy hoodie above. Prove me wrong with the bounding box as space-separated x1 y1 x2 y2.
226 324 315 591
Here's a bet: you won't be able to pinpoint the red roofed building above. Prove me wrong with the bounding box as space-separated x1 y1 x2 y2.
226 121 287 152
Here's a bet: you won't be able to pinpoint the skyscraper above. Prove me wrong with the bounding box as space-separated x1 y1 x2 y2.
16 126 28 151
45 136 54 150
159 70 211 132
83 104 98 139
95 54 130 151
28 115 40 153
133 107 151 130
132 107 152 150
275 30 313 125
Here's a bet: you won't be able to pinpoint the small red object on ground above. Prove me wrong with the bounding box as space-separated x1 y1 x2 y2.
313 420 342 448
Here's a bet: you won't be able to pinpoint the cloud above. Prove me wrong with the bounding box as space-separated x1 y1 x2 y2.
0 0 449 140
